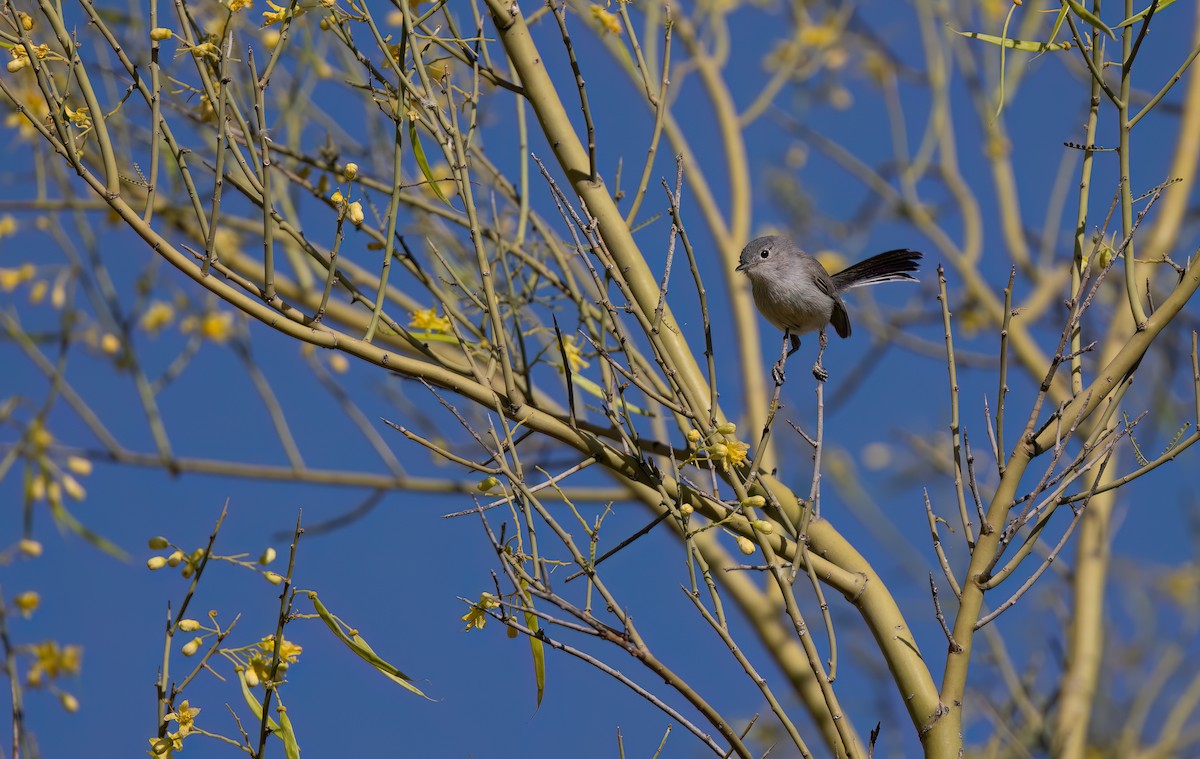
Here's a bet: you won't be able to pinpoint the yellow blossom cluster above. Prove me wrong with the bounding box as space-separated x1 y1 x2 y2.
409 307 451 333
243 635 303 687
180 310 234 343
26 640 82 687
589 4 621 35
150 699 200 756
461 592 500 630
561 334 589 372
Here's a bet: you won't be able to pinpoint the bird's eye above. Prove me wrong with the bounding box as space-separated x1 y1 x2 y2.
759 248 770 259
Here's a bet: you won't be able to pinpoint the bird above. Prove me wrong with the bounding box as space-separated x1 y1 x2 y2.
735 235 922 382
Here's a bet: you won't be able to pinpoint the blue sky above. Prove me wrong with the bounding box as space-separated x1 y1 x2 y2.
4 1 1200 756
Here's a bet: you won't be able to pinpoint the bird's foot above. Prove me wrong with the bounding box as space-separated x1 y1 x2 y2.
772 359 788 386
812 362 828 383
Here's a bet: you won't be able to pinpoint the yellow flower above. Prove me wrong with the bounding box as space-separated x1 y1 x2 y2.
409 308 451 334
26 641 82 687
815 250 847 274
589 4 621 35
163 700 200 737
419 162 458 200
182 310 234 343
0 215 17 237
562 334 589 372
178 41 219 59
0 264 34 292
461 592 500 631
141 301 175 334
227 0 253 11
149 733 183 756
262 0 306 25
14 591 39 618
257 635 303 663
247 654 269 685
64 104 90 130
346 200 364 225
327 353 349 374
708 438 749 471
798 22 839 48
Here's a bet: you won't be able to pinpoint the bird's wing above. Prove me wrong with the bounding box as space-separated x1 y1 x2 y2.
815 274 852 338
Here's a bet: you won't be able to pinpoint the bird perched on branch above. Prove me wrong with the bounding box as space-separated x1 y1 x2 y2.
736 236 922 382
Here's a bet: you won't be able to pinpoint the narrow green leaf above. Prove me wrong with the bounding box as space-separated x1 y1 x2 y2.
277 703 301 759
519 580 545 710
1064 0 1116 40
236 669 282 733
309 592 433 699
409 119 452 207
51 503 129 560
1048 4 1070 41
955 29 1072 52
1115 0 1177 28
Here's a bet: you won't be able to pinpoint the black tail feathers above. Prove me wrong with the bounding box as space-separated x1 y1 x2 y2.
831 249 922 292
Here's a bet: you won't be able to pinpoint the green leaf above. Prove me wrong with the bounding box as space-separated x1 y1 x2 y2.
519 580 545 710
277 700 301 759
1115 0 1177 28
50 502 129 560
1064 0 1116 40
309 592 433 699
409 119 452 207
954 30 1072 52
237 669 282 732
1047 4 1070 46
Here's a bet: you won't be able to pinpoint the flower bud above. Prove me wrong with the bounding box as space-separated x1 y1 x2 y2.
477 476 500 492
679 503 694 516
736 536 756 556
752 520 775 534
346 201 364 225
166 550 184 567
147 556 167 570
741 495 766 509
686 429 701 443
150 27 173 41
716 422 737 435
65 456 92 476
59 692 79 712
148 536 169 550
18 539 43 557
181 637 202 656
263 571 284 585
177 619 201 632
258 547 276 565
343 162 359 179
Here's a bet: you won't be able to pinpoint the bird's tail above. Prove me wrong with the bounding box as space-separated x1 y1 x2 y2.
831 249 922 291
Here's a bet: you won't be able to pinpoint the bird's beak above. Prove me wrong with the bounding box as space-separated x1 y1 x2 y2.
735 262 748 272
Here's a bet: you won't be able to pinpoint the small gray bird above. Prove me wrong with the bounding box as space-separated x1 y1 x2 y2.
735 235 922 381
